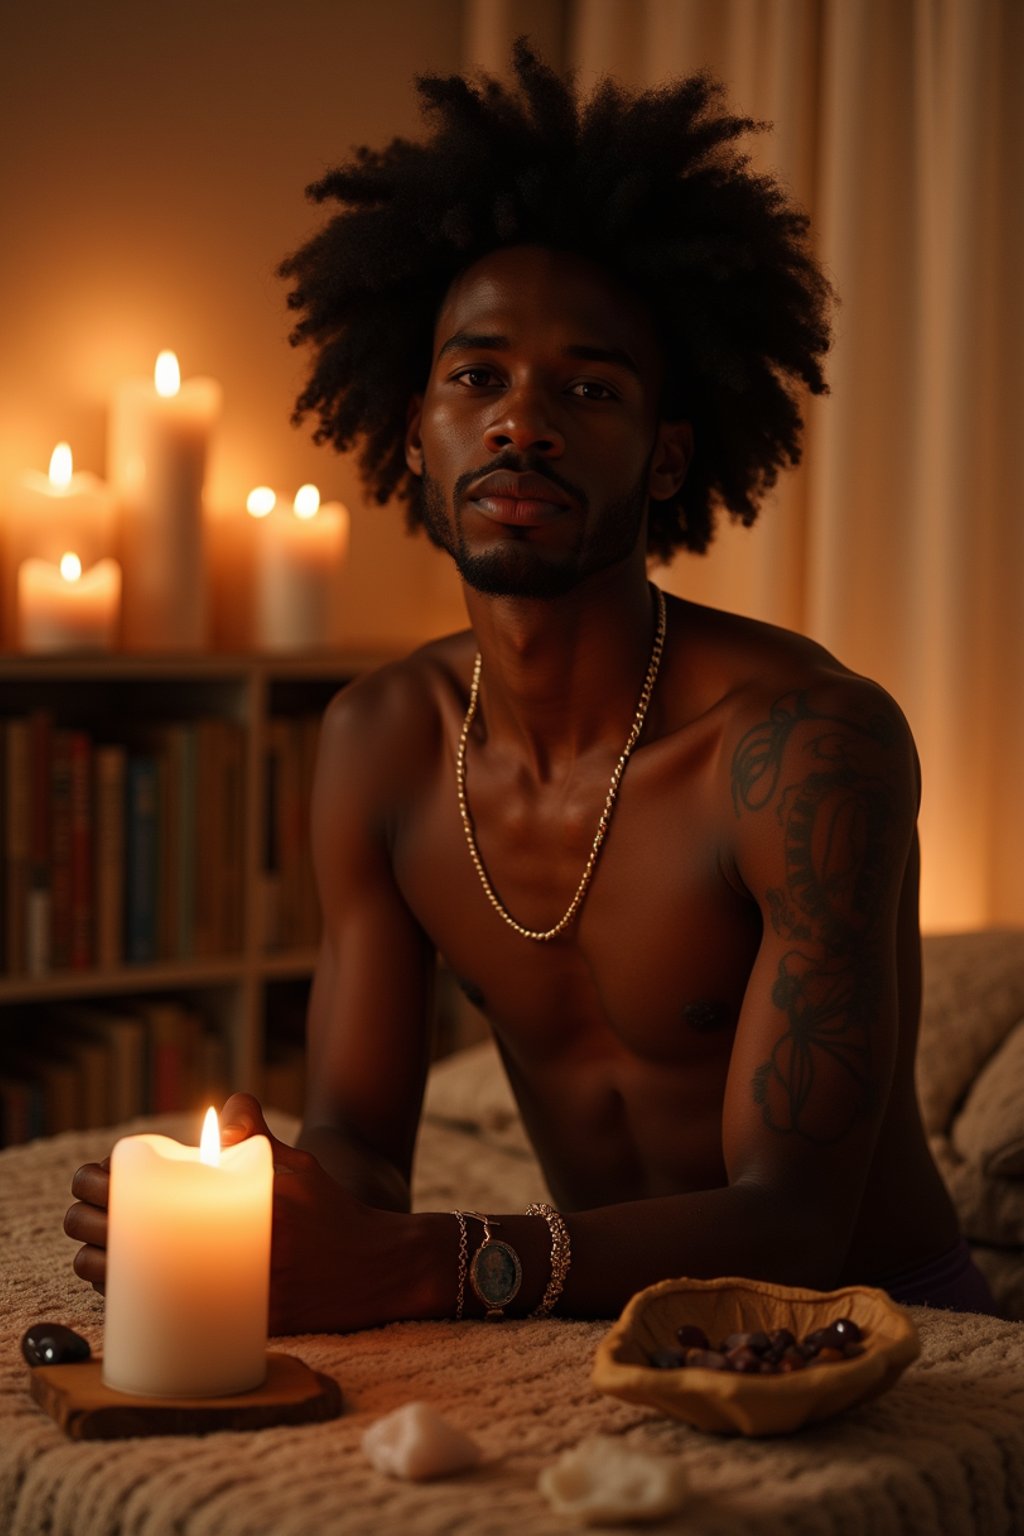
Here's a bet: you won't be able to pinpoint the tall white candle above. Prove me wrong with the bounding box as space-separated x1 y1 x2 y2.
103 1108 272 1398
109 350 221 651
253 484 349 650
17 552 121 652
5 444 115 646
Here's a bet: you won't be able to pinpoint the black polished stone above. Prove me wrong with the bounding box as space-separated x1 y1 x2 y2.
21 1322 92 1367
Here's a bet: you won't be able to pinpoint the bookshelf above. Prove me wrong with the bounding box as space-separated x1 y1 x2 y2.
0 649 391 1144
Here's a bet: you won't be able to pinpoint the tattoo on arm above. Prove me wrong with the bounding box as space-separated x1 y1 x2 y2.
732 692 898 1144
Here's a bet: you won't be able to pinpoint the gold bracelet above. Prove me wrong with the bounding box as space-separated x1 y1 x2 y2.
451 1210 468 1320
526 1202 572 1317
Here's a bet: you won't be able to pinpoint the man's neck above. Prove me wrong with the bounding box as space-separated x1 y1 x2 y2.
461 564 662 781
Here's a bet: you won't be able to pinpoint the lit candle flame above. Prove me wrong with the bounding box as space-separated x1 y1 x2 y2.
59 552 83 583
246 486 276 518
199 1106 221 1167
293 483 321 520
49 442 73 488
154 350 181 399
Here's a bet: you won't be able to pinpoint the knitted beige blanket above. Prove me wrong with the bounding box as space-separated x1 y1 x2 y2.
3 1111 1024 1536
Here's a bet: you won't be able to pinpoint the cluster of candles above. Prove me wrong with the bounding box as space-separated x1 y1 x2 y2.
9 351 350 654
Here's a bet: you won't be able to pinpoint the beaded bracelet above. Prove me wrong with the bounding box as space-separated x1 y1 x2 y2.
526 1202 572 1317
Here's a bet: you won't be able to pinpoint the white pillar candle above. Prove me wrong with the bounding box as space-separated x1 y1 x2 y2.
103 1109 272 1399
109 350 221 651
5 444 115 645
253 484 349 650
17 553 121 653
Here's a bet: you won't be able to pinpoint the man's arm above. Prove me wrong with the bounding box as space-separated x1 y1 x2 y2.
291 675 438 1207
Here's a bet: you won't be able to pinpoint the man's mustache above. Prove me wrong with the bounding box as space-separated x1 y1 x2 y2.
454 455 587 511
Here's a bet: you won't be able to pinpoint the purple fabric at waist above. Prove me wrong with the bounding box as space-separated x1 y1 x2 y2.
877 1238 1002 1316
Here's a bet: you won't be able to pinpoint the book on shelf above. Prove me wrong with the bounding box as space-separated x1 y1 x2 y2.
5 717 30 975
50 728 74 970
1 708 245 978
124 754 159 965
26 708 53 977
94 743 126 969
69 730 93 970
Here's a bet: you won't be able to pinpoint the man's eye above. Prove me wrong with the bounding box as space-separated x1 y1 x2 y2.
569 380 617 401
453 367 499 388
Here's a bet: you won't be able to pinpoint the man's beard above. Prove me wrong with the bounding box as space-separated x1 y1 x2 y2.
418 458 650 600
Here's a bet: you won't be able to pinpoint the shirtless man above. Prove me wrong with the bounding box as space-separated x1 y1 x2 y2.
66 43 996 1327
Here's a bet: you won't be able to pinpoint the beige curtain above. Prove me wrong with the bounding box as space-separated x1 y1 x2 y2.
463 0 1024 932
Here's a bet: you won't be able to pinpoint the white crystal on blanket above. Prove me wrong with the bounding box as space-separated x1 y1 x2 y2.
361 1401 482 1481
538 1436 687 1524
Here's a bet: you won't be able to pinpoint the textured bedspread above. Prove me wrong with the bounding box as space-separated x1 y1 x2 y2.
3 1111 1024 1536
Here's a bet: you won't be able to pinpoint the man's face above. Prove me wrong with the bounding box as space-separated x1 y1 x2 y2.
405 245 688 599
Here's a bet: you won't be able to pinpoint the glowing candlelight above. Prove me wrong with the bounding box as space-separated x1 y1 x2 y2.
253 484 350 650
109 351 221 650
103 1107 272 1398
17 552 121 653
5 444 115 646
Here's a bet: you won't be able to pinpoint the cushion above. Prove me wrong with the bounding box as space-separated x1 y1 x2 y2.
930 1137 1024 1246
916 930 1024 1135
952 1018 1024 1178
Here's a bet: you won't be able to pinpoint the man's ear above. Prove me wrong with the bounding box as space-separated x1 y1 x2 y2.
647 419 693 501
405 395 424 477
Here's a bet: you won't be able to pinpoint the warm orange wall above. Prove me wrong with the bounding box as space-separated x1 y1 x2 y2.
0 0 468 649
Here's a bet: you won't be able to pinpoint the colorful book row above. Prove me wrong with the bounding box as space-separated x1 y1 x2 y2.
1 710 260 976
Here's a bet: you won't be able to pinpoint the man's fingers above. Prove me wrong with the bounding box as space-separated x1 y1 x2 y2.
72 1243 106 1290
219 1091 273 1145
64 1200 108 1248
70 1161 111 1207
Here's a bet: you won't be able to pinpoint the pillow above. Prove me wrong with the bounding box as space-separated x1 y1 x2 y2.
917 929 1024 1136
930 1137 1024 1246
423 1042 533 1158
952 1019 1024 1178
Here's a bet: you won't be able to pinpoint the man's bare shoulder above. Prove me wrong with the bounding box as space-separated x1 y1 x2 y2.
669 596 915 760
317 630 475 795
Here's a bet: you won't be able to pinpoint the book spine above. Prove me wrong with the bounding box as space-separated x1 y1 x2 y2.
26 709 53 976
5 718 30 975
94 744 126 970
221 723 244 952
124 756 159 964
50 728 74 969
69 731 94 969
177 724 198 960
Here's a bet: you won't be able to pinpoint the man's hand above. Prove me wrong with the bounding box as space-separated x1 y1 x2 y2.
223 1092 425 1335
64 1155 111 1293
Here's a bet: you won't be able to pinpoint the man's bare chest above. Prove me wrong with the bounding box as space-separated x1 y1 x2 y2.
393 738 761 1070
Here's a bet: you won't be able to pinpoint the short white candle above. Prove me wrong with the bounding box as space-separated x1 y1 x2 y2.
109 350 221 651
103 1108 273 1399
17 552 121 653
253 484 349 650
5 444 115 644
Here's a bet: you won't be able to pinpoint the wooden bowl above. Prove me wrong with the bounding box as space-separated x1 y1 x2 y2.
592 1275 920 1437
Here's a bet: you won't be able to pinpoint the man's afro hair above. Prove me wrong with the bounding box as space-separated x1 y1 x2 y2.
279 39 833 560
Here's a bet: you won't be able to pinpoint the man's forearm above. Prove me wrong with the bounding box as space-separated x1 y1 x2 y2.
403 1180 840 1326
297 1121 413 1212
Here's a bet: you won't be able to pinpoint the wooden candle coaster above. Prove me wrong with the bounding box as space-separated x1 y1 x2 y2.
28 1351 343 1440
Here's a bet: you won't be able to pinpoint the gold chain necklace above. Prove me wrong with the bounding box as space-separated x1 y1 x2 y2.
455 586 667 942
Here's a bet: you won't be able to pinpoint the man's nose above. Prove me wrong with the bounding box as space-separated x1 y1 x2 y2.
483 390 564 457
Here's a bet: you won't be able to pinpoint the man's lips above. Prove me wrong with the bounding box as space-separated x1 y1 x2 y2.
465 473 575 528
